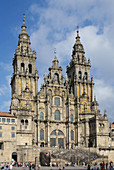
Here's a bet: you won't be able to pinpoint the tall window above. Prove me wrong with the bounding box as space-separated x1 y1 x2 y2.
82 55 84 62
21 46 23 52
55 97 60 106
71 130 74 141
28 64 32 73
54 110 60 120
21 63 24 72
0 142 3 149
40 129 44 140
0 133 2 137
84 72 88 80
78 55 80 61
70 114 73 122
0 126 2 130
40 112 44 120
79 71 82 80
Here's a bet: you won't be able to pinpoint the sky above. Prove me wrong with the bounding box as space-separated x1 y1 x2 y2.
0 0 114 122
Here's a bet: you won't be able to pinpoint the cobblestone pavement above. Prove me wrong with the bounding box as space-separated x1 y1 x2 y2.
12 166 86 170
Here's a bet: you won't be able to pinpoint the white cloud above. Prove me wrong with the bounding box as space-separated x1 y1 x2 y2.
80 26 114 83
94 79 114 122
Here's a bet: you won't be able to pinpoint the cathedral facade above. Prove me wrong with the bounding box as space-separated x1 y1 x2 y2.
0 17 114 163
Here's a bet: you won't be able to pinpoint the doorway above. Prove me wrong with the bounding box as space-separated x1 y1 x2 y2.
12 152 17 162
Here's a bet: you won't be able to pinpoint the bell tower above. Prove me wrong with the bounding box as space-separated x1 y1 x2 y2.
10 16 39 147
66 29 94 111
66 29 95 146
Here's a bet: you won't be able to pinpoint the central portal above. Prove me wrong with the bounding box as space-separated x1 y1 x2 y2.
50 130 64 148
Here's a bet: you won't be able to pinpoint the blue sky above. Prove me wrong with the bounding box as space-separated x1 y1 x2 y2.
0 0 114 122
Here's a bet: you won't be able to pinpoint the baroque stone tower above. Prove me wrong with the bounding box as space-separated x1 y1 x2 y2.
67 30 98 147
10 16 39 151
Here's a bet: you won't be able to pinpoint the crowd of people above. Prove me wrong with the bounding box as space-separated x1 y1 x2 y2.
0 161 113 170
86 161 113 170
0 162 37 170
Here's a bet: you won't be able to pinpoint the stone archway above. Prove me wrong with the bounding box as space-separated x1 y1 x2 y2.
50 130 64 148
12 152 17 162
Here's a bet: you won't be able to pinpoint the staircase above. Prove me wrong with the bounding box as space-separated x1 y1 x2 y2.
52 147 108 165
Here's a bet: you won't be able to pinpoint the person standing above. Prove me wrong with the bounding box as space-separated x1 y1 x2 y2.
10 164 12 170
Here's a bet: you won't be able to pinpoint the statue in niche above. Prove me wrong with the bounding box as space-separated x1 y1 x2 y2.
54 73 59 83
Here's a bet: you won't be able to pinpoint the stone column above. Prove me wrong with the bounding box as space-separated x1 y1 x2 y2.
87 83 89 97
16 75 19 95
91 77 94 103
21 77 23 93
35 70 39 95
74 75 78 97
85 119 89 147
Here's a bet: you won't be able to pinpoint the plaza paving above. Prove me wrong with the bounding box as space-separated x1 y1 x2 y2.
13 166 86 170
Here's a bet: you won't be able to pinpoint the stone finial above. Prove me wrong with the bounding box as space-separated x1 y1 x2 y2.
91 76 93 82
54 49 57 60
76 26 80 42
104 109 107 117
44 74 47 82
21 14 27 32
88 58 91 65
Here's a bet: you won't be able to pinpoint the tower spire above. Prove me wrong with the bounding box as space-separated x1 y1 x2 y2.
21 14 27 33
76 26 80 43
17 14 31 47
52 49 59 68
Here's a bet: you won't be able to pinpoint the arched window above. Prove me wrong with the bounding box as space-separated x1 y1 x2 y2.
71 130 74 141
25 120 28 125
58 130 64 135
54 73 59 83
40 129 44 140
28 64 32 73
50 130 56 135
21 119 24 125
70 114 73 122
84 72 88 80
79 71 82 80
55 97 60 106
40 112 44 120
54 110 60 120
21 63 25 72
